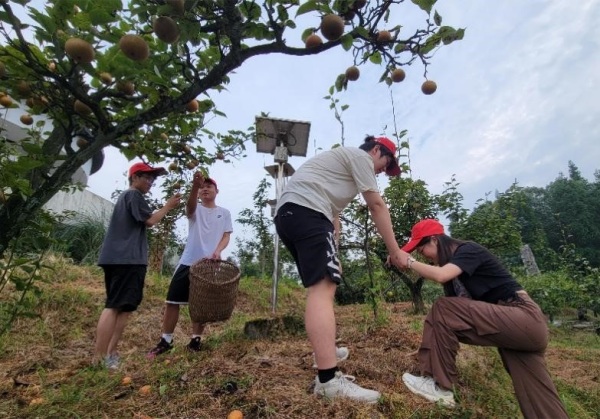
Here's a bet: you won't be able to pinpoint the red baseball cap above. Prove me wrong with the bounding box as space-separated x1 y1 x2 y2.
204 177 217 188
373 137 401 176
402 219 445 253
128 162 167 178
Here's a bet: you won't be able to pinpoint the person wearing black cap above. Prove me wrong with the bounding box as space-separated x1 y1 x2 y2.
94 162 181 369
398 219 569 418
274 135 405 403
147 171 233 358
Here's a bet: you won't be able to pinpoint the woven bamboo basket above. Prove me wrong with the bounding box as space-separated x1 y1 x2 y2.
189 259 241 323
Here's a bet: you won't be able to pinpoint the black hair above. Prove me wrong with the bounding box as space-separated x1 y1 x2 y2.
428 234 469 297
359 135 394 158
434 234 467 266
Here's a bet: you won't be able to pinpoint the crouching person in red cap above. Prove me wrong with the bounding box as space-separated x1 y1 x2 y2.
94 162 181 369
397 219 569 418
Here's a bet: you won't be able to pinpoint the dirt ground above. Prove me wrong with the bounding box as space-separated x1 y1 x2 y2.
0 268 598 418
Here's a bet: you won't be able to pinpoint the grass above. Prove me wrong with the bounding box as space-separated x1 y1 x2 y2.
0 256 599 418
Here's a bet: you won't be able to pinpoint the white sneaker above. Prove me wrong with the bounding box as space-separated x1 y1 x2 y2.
314 371 380 404
104 353 120 370
312 346 349 368
402 373 455 407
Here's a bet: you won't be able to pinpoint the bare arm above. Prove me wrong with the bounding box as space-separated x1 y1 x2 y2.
408 260 462 283
333 214 341 248
186 172 204 218
145 194 181 227
210 232 231 259
361 190 403 266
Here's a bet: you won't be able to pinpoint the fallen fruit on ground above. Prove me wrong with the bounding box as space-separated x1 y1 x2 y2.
227 410 243 419
139 385 151 395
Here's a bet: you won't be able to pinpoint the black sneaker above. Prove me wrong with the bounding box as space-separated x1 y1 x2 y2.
187 337 202 352
147 338 173 359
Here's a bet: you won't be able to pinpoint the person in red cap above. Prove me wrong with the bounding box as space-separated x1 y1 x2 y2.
147 171 232 357
398 219 568 418
273 135 404 403
94 162 181 369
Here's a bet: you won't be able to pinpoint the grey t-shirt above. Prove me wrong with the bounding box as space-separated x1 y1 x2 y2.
98 188 153 265
277 147 379 222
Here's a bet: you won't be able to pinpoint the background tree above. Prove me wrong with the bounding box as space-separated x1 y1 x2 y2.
0 0 463 257
450 183 523 264
236 178 274 278
543 161 600 266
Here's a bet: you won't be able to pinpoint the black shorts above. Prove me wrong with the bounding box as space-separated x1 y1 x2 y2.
165 264 191 304
274 202 342 288
102 265 146 312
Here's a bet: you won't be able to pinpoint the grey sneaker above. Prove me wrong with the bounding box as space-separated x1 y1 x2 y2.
104 353 120 370
314 371 380 404
312 346 350 368
402 373 455 407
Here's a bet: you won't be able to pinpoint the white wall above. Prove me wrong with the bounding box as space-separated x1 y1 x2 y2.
44 189 113 225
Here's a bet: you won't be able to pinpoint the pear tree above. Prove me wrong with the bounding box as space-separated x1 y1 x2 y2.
0 0 464 256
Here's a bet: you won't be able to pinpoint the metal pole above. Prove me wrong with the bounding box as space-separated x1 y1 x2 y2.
271 161 284 313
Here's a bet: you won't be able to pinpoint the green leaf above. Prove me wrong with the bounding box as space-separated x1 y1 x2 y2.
369 51 382 64
411 0 437 14
419 34 441 54
296 0 319 17
433 10 442 25
340 33 353 51
240 1 261 20
301 27 314 42
354 26 369 39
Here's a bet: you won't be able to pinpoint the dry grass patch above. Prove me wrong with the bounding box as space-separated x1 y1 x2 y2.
0 260 598 418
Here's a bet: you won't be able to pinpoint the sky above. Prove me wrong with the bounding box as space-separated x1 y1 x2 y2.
77 0 600 260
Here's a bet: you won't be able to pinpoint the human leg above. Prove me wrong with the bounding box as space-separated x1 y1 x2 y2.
275 204 379 402
148 265 190 357
107 311 131 355
96 265 144 363
498 349 569 419
94 308 119 360
306 278 338 369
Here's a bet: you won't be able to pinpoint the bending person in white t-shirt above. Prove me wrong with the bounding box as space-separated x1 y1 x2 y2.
274 136 406 403
147 172 233 357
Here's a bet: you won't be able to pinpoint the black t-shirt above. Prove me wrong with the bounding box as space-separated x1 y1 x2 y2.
97 188 152 265
446 242 522 303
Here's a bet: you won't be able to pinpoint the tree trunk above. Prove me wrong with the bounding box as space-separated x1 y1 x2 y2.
148 240 165 274
403 277 425 314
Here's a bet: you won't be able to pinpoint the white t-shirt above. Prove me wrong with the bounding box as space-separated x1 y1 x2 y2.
178 205 233 266
277 147 379 222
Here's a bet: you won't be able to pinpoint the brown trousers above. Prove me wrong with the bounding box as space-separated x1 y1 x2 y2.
418 293 569 419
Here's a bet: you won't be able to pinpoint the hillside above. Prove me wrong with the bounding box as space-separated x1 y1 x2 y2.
0 259 599 418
